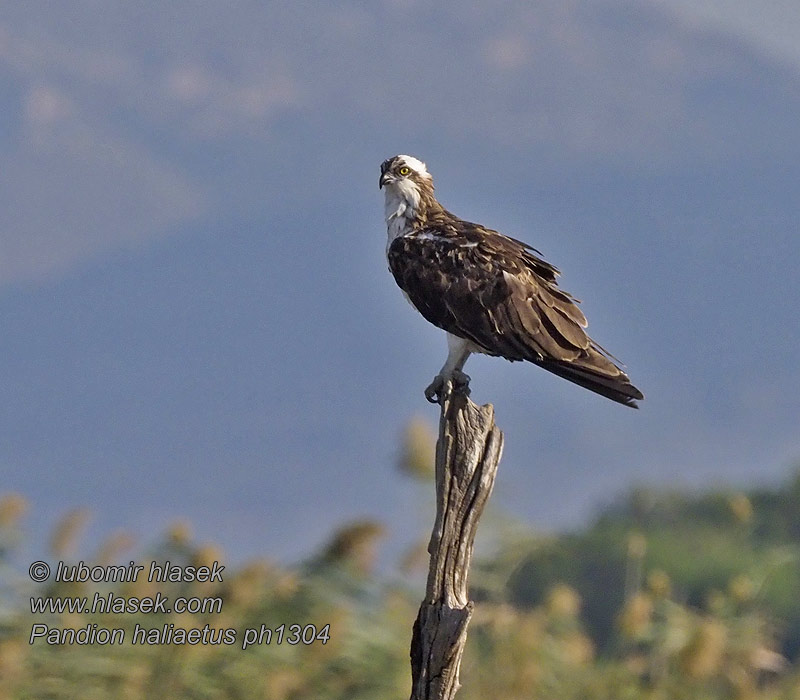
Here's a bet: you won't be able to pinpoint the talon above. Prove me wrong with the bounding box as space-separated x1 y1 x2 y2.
452 370 471 392
424 375 445 403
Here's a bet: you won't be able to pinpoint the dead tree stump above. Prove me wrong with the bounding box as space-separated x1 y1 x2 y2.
409 383 504 700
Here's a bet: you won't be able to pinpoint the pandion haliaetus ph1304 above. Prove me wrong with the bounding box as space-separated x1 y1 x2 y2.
380 154 644 408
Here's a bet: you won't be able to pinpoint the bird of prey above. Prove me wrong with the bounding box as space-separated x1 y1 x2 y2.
380 154 644 408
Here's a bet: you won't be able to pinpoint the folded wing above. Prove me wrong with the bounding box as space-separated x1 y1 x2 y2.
388 225 643 408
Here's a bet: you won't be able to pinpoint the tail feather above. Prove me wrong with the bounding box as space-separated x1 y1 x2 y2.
538 360 644 408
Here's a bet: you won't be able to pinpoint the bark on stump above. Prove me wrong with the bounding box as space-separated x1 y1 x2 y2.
409 384 504 700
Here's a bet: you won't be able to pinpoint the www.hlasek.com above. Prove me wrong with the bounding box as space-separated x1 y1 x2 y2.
27 560 330 650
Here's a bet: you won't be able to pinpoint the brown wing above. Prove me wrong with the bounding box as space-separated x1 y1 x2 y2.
388 224 643 408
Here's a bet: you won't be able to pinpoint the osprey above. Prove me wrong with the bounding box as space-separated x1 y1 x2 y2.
380 154 644 408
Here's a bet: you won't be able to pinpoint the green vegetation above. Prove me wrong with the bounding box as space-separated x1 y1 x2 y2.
3 453 800 699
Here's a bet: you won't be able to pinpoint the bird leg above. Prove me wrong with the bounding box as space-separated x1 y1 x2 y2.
425 334 472 404
424 371 471 404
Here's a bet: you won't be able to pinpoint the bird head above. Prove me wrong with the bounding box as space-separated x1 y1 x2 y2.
379 155 433 191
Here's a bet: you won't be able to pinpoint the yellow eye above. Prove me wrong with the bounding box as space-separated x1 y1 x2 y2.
398 166 410 176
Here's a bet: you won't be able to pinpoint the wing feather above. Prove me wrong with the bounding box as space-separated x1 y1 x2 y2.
388 224 643 407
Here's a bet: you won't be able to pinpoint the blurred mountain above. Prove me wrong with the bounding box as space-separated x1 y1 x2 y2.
1 1 799 561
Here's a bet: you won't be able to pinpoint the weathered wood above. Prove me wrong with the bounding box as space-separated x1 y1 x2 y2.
409 383 504 700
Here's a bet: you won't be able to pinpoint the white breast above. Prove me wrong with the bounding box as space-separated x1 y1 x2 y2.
384 179 422 254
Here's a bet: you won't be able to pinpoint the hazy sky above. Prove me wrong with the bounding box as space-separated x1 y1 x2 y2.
650 0 800 68
2 1 799 564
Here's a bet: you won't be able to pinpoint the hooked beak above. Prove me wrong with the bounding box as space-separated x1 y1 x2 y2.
379 172 392 189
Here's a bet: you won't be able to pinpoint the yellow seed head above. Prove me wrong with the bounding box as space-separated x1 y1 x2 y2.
0 493 27 528
627 532 647 559
546 583 581 618
166 520 193 546
647 569 671 598
619 593 653 638
398 416 437 480
729 574 754 603
50 508 90 558
729 493 753 523
682 618 727 678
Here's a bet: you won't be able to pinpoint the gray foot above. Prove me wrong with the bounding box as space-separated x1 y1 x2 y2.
424 371 471 404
